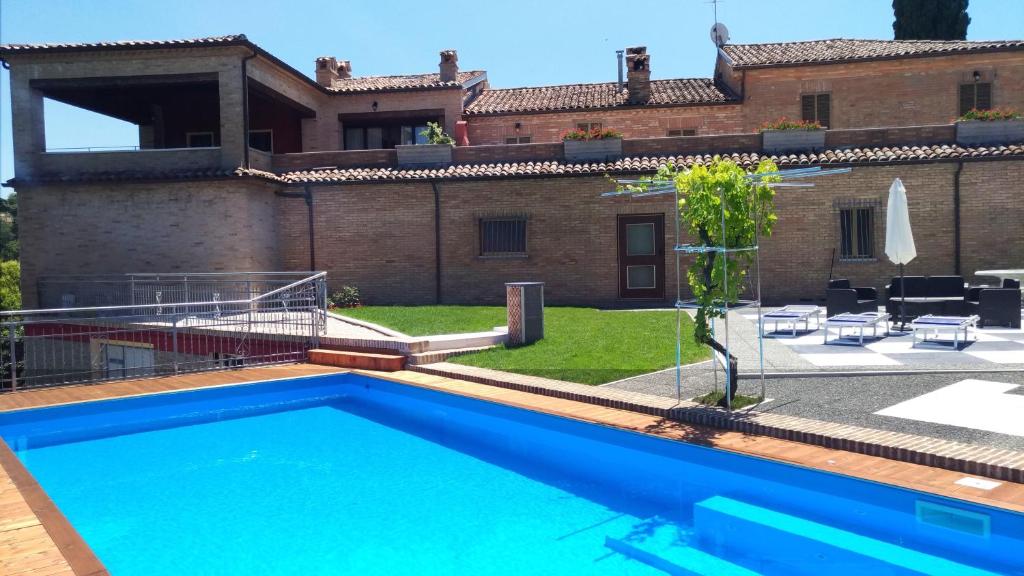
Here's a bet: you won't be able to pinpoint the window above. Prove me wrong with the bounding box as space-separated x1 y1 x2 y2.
480 218 527 256
248 129 273 152
959 82 992 116
839 207 874 260
576 122 602 132
186 132 215 148
801 93 831 127
401 124 430 145
505 136 532 144
666 129 696 137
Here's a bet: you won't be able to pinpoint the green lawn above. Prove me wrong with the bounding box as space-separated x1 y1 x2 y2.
335 306 708 385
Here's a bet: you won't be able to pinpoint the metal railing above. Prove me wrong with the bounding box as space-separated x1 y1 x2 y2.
37 272 320 311
2 272 327 392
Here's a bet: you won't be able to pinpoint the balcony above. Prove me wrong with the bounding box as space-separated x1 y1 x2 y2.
33 146 224 178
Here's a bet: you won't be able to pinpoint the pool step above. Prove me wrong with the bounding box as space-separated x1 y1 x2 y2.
605 528 761 576
693 496 1000 576
307 349 406 371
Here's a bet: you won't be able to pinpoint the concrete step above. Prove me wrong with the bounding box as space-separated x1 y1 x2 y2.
308 349 406 372
605 522 761 576
693 496 1000 576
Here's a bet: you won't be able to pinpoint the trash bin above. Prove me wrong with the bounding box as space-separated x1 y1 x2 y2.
506 282 544 345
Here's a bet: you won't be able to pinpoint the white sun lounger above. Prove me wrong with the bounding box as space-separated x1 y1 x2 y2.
911 315 980 349
823 311 891 345
760 305 822 337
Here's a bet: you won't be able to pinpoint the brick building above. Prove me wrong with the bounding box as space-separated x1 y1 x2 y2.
2 34 1023 307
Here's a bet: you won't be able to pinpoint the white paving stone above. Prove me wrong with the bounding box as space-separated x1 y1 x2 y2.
801 352 902 367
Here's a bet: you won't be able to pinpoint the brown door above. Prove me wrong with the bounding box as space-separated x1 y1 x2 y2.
617 214 665 299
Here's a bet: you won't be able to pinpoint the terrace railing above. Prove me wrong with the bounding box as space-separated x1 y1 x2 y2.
1 272 327 392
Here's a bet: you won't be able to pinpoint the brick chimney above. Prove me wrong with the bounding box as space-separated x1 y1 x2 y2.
439 49 459 83
625 46 651 104
315 57 351 87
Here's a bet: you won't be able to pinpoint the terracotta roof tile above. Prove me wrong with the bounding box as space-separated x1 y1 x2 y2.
0 35 248 55
8 144 1022 187
264 143 1024 184
327 71 484 93
465 78 736 115
722 38 1024 68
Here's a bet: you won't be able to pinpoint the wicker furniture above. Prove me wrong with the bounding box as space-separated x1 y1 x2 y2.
964 284 1022 328
825 279 879 316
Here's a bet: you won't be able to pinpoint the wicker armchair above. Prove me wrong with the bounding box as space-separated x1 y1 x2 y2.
826 279 879 316
965 286 1022 328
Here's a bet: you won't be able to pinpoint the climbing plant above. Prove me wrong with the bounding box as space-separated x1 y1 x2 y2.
624 157 779 399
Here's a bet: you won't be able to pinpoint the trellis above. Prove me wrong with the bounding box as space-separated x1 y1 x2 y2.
604 164 851 409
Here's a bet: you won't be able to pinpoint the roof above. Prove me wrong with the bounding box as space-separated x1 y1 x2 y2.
721 38 1024 68
0 34 249 55
328 71 485 93
465 78 737 115
7 143 1022 188
262 142 1024 184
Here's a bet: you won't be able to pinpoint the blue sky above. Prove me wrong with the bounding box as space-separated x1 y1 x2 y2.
1 0 1022 185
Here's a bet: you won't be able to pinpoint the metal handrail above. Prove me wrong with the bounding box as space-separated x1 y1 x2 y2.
1 272 328 392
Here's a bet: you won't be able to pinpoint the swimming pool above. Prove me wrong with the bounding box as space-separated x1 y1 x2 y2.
1 373 1021 575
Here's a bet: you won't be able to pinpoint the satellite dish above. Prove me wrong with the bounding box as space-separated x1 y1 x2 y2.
710 22 730 46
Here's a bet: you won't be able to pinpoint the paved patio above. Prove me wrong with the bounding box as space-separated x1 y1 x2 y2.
605 367 1024 451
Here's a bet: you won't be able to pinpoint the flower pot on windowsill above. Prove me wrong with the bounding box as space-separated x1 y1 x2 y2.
761 129 826 154
563 138 623 163
955 119 1024 146
395 144 453 167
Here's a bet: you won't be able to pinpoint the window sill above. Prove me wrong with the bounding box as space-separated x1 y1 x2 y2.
838 257 877 263
477 254 529 260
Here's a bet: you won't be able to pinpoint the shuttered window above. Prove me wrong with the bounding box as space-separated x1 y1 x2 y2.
959 83 992 116
801 93 831 127
480 218 527 255
839 208 874 260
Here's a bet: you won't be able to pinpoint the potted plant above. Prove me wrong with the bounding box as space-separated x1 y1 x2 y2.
562 128 623 162
396 122 455 167
955 108 1024 145
759 118 825 153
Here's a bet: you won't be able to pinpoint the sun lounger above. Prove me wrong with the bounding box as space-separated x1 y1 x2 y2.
910 315 980 349
823 311 891 345
760 305 822 337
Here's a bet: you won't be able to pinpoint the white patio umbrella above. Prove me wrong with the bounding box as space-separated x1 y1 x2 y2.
885 178 917 330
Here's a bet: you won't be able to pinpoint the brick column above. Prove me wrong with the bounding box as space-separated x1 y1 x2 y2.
218 64 247 169
9 68 46 179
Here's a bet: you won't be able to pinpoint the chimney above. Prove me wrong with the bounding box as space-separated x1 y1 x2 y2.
625 46 651 104
439 49 459 82
315 57 351 87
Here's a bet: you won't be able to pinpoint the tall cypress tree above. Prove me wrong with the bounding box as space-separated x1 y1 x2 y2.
893 0 970 40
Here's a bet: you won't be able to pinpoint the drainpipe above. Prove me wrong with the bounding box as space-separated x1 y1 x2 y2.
431 180 443 304
275 186 316 270
241 48 258 169
953 161 964 276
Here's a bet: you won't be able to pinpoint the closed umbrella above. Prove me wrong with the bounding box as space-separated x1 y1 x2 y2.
885 178 917 330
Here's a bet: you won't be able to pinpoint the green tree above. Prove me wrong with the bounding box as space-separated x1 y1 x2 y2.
893 0 970 40
0 261 21 311
0 193 18 261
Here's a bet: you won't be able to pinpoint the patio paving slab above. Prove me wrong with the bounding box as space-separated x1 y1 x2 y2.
604 370 1024 451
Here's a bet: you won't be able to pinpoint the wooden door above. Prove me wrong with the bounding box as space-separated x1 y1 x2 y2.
618 214 665 299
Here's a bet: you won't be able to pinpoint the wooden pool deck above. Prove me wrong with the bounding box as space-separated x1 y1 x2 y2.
1 363 1022 575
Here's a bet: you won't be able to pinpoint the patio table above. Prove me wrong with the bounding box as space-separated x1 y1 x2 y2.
760 305 822 337
823 311 891 345
911 315 980 349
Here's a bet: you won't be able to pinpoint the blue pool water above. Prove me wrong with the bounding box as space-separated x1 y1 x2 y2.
1 374 1022 575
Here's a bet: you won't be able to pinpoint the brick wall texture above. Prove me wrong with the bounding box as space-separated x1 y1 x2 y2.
18 180 280 307
236 157 1024 306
